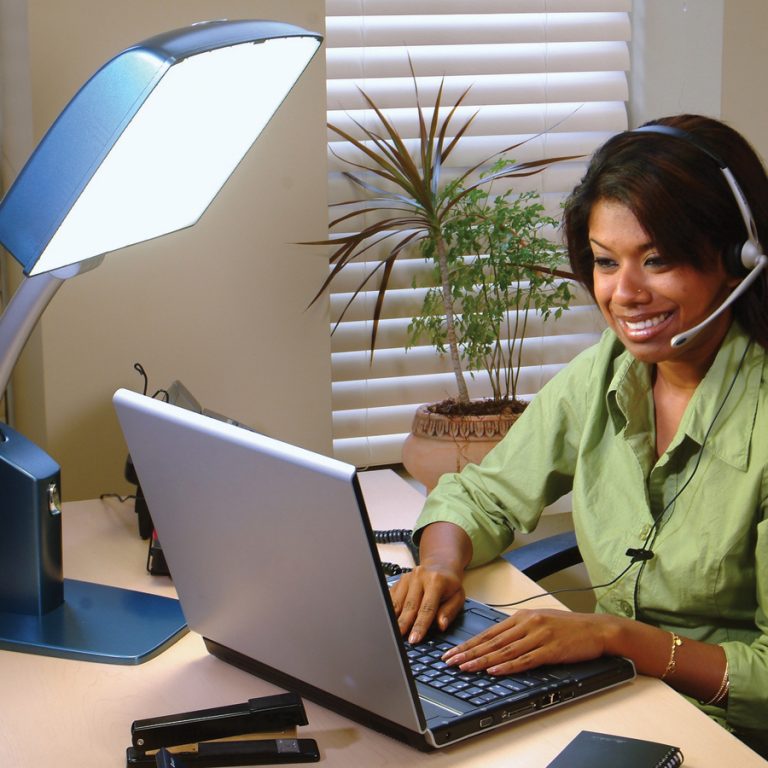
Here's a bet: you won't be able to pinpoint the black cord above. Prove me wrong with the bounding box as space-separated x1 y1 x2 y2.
373 528 420 564
134 362 149 395
373 528 413 544
489 339 753 610
629 336 753 609
380 562 413 576
133 362 169 401
374 529 419 576
99 492 137 504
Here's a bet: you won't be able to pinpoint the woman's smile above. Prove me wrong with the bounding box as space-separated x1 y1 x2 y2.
588 199 738 365
615 311 675 343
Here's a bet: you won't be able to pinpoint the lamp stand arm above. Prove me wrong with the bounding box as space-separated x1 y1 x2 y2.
0 256 104 396
0 255 185 662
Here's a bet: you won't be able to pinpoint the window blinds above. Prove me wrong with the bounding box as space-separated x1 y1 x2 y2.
325 0 631 467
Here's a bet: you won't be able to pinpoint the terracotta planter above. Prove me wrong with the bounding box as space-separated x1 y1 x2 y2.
401 404 521 492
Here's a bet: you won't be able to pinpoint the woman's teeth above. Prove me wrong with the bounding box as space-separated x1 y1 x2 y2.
624 313 669 331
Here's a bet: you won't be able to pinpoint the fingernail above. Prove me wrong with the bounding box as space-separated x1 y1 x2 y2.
408 631 419 645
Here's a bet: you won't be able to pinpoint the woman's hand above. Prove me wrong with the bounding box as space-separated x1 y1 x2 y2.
441 606 732 708
390 564 466 644
388 521 473 644
442 609 616 674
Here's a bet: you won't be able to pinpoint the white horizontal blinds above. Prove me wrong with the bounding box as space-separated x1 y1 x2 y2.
326 0 630 467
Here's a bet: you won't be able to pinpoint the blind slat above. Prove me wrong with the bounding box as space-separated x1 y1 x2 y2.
327 1 631 15
326 14 631 48
327 41 629 80
325 261 597 302
330 283 598 325
333 434 408 469
332 329 605 384
332 362 569 412
328 72 628 111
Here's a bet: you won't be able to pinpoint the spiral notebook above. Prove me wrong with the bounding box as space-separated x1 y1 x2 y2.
547 730 683 767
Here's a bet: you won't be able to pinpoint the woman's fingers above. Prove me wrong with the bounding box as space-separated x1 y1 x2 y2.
389 567 466 643
443 609 606 674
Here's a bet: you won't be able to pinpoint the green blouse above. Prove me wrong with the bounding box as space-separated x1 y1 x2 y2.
415 322 768 737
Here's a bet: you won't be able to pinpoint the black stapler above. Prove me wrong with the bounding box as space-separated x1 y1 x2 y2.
125 692 320 767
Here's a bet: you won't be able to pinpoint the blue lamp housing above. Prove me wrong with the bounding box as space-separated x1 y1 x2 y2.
0 19 322 663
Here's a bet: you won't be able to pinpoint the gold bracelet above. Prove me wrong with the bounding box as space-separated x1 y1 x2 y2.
661 632 683 680
702 661 730 707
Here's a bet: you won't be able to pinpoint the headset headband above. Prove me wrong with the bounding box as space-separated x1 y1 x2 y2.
630 124 762 269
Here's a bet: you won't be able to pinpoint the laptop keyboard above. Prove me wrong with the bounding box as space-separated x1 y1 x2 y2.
405 637 560 706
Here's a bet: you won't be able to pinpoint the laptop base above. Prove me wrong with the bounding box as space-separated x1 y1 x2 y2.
204 636 433 751
205 633 636 752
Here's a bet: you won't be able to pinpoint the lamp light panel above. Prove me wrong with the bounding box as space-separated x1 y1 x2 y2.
30 36 319 275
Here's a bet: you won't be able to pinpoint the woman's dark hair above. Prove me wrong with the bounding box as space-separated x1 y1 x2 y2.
563 114 768 349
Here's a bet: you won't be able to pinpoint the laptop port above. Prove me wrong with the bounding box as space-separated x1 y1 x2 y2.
500 702 535 721
539 690 562 707
479 716 493 728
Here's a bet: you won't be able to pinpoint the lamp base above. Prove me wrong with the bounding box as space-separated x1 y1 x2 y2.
0 578 187 664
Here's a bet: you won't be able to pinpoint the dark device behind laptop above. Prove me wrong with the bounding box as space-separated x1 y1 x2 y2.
114 389 635 750
123 380 256 573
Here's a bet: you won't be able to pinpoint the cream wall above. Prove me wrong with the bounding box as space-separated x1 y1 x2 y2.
630 0 768 158
722 0 768 162
0 0 331 500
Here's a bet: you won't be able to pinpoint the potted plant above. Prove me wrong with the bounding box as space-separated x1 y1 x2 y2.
402 165 573 488
308 74 576 488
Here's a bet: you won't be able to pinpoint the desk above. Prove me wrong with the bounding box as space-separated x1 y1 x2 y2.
0 470 764 767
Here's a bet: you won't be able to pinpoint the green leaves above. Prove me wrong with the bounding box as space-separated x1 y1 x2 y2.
306 66 579 404
408 165 573 403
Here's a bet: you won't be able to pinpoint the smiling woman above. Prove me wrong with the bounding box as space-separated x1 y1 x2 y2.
588 199 738 366
388 114 768 760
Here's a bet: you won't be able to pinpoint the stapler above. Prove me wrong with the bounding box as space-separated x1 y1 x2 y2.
125 692 320 767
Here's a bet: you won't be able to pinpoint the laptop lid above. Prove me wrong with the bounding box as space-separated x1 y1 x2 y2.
113 389 426 737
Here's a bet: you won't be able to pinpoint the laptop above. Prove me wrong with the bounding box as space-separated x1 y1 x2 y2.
113 389 635 750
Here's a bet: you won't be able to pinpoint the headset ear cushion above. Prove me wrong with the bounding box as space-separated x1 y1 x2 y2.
726 242 751 276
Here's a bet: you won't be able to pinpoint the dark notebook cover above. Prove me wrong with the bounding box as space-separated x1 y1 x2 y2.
547 730 683 767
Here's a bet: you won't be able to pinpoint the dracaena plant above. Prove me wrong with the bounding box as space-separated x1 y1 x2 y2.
307 73 577 407
409 162 573 408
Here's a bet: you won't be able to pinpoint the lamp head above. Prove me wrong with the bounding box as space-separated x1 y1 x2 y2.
0 19 322 277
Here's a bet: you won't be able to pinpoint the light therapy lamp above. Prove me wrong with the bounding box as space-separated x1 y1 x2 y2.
0 19 322 663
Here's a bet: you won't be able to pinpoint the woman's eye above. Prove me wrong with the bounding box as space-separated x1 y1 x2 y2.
593 256 616 270
644 253 668 268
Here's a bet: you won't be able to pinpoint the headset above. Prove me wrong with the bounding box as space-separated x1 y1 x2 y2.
631 124 768 347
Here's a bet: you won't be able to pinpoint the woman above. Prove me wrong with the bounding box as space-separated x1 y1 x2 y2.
390 115 768 757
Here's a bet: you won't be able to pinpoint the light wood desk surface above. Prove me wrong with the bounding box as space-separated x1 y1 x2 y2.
0 470 764 767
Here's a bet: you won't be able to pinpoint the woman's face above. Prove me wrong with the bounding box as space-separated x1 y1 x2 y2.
589 199 739 365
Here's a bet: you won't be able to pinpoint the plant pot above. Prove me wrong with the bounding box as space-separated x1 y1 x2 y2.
401 404 521 493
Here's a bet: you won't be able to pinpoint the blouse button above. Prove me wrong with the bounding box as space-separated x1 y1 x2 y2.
618 600 634 617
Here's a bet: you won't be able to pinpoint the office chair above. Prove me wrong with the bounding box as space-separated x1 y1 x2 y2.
501 530 582 581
